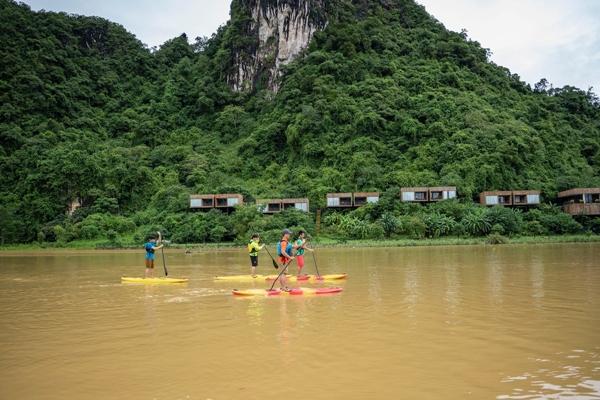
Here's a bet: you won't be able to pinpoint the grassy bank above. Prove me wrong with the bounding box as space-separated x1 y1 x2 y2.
2 234 600 253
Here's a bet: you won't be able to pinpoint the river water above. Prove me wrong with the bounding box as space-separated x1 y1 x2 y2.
0 243 599 399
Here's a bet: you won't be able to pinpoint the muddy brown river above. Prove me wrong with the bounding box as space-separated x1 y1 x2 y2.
0 243 599 399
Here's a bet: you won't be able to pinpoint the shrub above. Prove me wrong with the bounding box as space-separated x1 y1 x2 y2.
484 207 523 235
398 215 426 239
380 213 399 237
423 212 456 238
490 223 505 235
486 233 509 245
461 208 491 236
524 220 547 236
538 212 582 234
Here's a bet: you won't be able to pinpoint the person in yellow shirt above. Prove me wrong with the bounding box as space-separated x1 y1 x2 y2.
247 233 265 277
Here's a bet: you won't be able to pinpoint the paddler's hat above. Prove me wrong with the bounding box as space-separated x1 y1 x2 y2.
282 228 292 235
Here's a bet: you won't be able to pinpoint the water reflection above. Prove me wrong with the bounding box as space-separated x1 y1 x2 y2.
530 256 544 310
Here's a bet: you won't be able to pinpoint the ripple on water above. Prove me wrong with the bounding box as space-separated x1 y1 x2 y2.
498 349 600 399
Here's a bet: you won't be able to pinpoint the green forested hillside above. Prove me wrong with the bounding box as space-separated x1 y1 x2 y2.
1 0 599 245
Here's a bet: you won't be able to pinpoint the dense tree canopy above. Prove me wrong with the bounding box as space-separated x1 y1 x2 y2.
0 0 598 244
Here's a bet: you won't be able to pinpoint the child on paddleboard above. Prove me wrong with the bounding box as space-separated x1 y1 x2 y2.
247 233 265 277
293 230 313 276
144 232 163 278
277 229 295 291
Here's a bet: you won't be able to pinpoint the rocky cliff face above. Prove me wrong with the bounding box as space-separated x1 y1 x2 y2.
228 0 329 92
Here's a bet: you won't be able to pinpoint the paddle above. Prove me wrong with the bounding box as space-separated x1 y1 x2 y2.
268 258 293 291
161 247 168 277
159 232 168 277
311 245 321 278
262 246 280 270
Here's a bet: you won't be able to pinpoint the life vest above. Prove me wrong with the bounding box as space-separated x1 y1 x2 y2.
145 243 155 254
277 239 292 257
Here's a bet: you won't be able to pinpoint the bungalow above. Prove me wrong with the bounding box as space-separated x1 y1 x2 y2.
190 194 215 209
400 187 429 202
512 190 541 206
256 199 282 214
480 191 513 206
353 192 380 206
558 188 600 216
326 193 353 208
282 198 309 212
214 194 243 208
429 187 457 202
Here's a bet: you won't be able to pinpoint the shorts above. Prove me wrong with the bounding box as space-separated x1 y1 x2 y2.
279 256 290 266
296 255 305 268
145 258 154 268
250 255 258 267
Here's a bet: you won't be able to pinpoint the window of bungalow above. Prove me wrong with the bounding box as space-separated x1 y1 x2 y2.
415 192 426 200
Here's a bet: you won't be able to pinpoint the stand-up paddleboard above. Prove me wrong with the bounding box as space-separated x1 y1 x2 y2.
232 287 343 296
215 273 347 282
121 277 188 284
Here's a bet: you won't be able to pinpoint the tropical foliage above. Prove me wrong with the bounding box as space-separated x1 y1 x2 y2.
0 0 598 245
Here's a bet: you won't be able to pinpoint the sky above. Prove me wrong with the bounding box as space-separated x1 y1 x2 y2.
21 0 600 93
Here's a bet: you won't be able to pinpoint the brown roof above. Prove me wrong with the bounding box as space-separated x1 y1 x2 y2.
353 192 379 197
214 193 243 199
512 190 540 195
429 186 457 191
558 188 600 198
190 194 215 199
480 191 512 196
281 198 309 203
327 193 352 197
256 199 282 204
401 187 429 192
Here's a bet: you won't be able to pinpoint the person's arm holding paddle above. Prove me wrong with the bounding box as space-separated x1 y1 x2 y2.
153 231 164 251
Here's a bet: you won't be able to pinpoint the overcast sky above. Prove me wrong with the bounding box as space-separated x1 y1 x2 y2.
21 0 600 93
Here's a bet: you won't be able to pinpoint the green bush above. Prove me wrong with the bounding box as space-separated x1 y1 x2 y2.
524 220 548 236
423 212 456 238
486 233 509 245
461 208 491 236
485 207 523 236
538 212 582 234
490 223 505 235
398 215 426 239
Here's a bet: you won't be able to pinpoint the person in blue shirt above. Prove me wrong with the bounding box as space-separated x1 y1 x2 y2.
144 231 163 278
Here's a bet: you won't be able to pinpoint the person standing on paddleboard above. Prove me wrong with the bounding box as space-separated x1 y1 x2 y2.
277 229 295 291
294 230 313 276
144 232 163 278
248 233 265 277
